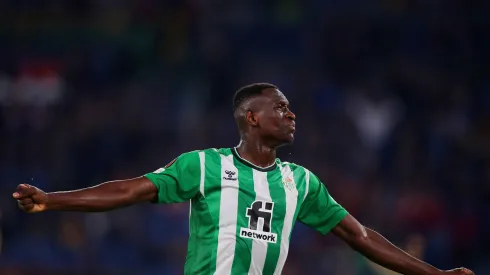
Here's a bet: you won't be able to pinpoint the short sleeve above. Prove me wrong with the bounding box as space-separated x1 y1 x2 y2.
297 171 348 235
144 151 201 203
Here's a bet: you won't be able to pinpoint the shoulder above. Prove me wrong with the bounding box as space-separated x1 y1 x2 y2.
179 148 221 157
176 150 199 160
199 148 234 158
277 160 321 184
278 160 313 181
178 148 232 164
278 160 310 174
172 149 210 168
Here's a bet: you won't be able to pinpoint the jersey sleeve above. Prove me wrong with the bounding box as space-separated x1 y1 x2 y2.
297 171 348 235
144 151 201 203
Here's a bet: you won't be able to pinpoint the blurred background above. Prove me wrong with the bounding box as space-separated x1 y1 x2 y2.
0 0 489 274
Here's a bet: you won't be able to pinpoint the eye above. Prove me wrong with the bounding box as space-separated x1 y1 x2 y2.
275 103 289 112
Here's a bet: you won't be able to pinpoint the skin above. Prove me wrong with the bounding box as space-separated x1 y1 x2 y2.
13 87 473 275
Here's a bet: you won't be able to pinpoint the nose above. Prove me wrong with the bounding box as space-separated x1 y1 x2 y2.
286 110 296 120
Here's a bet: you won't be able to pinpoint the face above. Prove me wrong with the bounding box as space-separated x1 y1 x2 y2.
248 88 296 146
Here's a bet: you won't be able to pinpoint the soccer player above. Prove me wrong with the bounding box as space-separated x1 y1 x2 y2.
13 83 473 275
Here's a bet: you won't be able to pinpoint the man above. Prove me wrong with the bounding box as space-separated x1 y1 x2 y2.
13 83 473 275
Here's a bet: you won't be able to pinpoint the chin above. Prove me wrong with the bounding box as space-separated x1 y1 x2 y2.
277 135 295 147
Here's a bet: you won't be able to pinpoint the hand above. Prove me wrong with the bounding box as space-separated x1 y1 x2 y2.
442 267 474 275
13 184 49 213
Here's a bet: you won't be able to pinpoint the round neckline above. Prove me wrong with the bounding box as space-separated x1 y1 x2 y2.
231 147 277 172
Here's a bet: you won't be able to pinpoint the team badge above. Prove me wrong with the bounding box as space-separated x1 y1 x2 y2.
282 177 295 191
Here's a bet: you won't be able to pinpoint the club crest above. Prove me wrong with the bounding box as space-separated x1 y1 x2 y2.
282 176 295 191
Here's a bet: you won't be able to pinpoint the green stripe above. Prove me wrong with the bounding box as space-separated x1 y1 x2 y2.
291 167 306 235
185 196 208 274
262 168 287 274
230 161 255 274
202 149 224 274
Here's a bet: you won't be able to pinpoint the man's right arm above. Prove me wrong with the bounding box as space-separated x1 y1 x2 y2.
13 177 158 213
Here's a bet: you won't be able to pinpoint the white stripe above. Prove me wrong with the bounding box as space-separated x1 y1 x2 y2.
199 151 206 197
274 164 298 275
248 170 272 275
189 200 192 235
303 168 310 202
215 154 239 275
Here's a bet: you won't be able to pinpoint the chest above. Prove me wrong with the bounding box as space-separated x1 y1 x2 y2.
202 158 306 225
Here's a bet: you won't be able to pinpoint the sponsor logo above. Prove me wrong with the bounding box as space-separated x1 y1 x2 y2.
240 228 277 243
240 201 277 243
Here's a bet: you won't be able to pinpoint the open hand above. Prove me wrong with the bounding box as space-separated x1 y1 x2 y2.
13 184 48 213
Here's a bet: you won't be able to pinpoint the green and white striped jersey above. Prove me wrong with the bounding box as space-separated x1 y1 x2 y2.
145 148 348 275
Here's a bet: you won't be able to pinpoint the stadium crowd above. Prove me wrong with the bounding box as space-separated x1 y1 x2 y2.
0 0 489 274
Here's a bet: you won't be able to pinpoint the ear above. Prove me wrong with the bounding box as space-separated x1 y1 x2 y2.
246 110 259 127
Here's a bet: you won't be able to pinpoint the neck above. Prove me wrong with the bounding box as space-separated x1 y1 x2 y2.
235 139 277 168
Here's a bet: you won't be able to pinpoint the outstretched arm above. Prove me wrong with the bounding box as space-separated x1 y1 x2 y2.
332 215 474 275
14 151 202 213
13 177 158 213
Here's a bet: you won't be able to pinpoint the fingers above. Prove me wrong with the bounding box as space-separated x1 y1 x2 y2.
13 184 36 199
13 184 46 213
17 197 34 212
17 198 33 206
17 200 34 212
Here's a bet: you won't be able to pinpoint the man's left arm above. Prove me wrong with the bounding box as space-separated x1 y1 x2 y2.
332 214 446 275
297 170 473 275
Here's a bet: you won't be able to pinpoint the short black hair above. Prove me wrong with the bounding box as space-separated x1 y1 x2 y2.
233 83 278 112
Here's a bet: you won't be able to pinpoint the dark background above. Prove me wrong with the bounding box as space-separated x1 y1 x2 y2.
0 0 489 274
